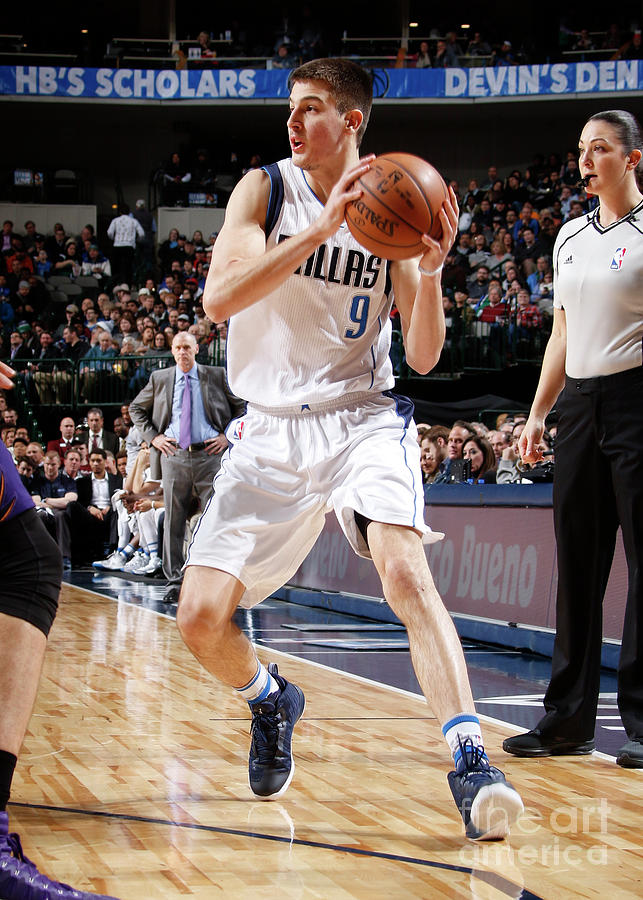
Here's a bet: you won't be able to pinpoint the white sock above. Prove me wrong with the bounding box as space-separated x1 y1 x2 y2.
237 662 279 706
442 713 487 769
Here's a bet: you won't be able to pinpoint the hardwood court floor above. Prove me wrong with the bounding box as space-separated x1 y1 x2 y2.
9 584 642 899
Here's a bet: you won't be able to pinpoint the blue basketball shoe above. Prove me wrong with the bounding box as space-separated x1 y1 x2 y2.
0 811 120 899
248 663 305 799
447 739 524 841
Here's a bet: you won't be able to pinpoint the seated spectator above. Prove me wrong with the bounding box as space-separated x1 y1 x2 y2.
47 416 76 456
80 407 119 456
8 329 33 370
12 280 40 323
467 234 491 272
158 228 183 273
509 288 543 344
116 451 128 478
30 450 77 569
514 226 544 276
561 157 580 186
16 456 34 489
53 239 81 278
568 199 586 220
11 436 29 464
81 244 112 285
66 447 123 567
496 422 531 484
467 32 492 57
1 425 15 448
467 265 491 300
487 429 511 462
433 39 459 68
29 330 63 403
477 286 507 322
162 153 192 206
94 444 162 574
63 446 82 480
572 29 595 51
272 43 297 68
34 248 51 278
4 409 21 430
148 329 172 359
1 220 14 254
25 441 46 477
492 40 516 66
6 238 34 278
79 329 118 401
458 193 477 232
527 255 553 300
433 420 476 483
462 435 497 483
414 40 432 68
420 425 450 484
191 149 216 190
197 30 216 58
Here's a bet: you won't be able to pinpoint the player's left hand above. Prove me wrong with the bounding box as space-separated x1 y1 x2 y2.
418 185 459 275
205 434 229 454
0 361 16 390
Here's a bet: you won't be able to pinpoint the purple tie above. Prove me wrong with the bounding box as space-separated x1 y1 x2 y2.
178 375 192 449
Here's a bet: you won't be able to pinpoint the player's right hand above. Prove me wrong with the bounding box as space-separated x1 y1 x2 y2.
317 155 375 236
0 361 16 390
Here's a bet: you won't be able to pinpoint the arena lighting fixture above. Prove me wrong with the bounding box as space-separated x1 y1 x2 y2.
409 22 419 27
461 23 471 29
81 29 88 34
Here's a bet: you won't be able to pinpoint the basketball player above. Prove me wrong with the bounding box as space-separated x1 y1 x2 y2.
178 59 523 840
0 362 117 897
504 110 643 767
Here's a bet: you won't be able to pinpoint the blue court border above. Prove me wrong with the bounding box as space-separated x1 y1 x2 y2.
11 800 543 900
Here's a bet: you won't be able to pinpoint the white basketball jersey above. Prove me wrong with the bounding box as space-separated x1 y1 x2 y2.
226 159 394 408
554 201 643 378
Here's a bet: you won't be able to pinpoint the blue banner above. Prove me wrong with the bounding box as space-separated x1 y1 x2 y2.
0 61 641 101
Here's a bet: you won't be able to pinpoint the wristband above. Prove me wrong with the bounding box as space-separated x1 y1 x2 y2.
418 263 444 277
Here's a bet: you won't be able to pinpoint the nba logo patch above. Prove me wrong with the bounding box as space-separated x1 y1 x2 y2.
610 248 626 270
232 419 245 440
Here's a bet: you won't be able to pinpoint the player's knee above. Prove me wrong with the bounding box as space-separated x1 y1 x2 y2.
380 556 426 599
176 583 230 647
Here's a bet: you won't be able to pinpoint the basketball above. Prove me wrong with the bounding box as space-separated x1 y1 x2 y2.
345 152 448 260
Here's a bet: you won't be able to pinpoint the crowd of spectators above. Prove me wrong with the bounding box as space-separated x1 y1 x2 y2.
418 414 555 489
0 395 552 575
420 149 599 372
0 214 227 406
182 20 643 70
0 400 170 573
1 132 600 392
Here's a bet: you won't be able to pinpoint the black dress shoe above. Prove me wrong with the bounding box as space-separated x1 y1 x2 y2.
503 729 595 757
616 740 643 768
163 585 181 604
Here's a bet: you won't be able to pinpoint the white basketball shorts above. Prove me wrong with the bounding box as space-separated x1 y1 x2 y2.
186 391 443 607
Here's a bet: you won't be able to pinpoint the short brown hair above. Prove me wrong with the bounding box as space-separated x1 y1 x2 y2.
289 58 373 147
425 425 450 445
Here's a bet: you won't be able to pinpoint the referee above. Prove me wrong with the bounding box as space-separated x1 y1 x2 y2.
503 110 643 768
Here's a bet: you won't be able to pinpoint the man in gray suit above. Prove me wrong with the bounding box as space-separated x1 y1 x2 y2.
130 332 245 603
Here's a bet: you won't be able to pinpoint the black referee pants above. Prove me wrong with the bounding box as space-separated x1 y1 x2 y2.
539 366 643 742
